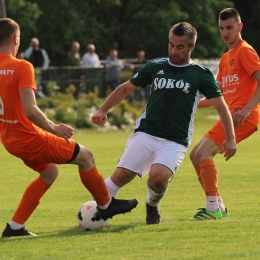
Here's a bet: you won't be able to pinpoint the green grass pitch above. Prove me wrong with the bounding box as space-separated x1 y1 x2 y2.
1 109 260 259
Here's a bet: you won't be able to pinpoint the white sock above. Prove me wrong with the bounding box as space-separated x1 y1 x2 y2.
206 196 219 212
9 221 23 230
218 195 226 213
146 182 167 206
105 177 120 198
97 197 112 209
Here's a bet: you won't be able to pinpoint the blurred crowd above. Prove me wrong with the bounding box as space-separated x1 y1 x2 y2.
17 38 149 102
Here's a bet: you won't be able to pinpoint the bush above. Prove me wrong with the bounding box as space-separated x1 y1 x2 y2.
37 82 145 129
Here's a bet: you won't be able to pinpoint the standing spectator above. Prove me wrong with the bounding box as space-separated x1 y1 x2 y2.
67 41 81 66
24 38 49 69
16 52 24 59
24 38 49 98
105 49 124 92
81 44 100 68
131 50 150 102
132 50 147 74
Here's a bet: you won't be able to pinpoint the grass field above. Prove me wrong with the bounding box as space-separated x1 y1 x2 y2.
1 111 260 259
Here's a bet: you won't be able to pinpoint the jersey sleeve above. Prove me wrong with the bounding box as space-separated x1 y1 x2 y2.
238 46 260 76
17 61 37 92
130 61 152 88
199 67 222 99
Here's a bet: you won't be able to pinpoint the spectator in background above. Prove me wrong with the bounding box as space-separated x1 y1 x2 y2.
81 44 100 68
16 52 24 59
131 50 150 102
132 50 147 74
105 49 124 92
67 41 81 66
24 38 49 69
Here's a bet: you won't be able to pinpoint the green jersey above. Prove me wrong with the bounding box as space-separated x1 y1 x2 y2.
130 58 222 147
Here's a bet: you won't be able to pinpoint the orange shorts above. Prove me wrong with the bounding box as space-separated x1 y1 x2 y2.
205 120 257 147
5 131 78 173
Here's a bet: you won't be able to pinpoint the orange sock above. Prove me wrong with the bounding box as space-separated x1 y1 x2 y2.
79 166 110 206
193 164 204 190
12 177 50 225
199 159 219 196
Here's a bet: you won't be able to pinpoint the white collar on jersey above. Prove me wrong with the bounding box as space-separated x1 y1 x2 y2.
168 58 193 67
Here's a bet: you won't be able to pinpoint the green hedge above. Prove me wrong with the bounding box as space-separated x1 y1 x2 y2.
37 82 145 129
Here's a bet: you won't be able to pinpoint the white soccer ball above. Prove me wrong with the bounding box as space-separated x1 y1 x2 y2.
77 200 108 231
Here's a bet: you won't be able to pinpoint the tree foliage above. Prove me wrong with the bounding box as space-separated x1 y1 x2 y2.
5 0 259 66
233 0 260 55
6 0 42 51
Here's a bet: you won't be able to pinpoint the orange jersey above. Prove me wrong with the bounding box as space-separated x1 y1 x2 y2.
216 40 260 127
0 53 47 157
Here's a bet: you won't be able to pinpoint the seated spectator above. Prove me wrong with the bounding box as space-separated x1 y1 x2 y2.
81 44 100 68
67 41 81 66
24 38 49 69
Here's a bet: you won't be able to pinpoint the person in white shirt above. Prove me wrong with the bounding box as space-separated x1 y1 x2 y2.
81 44 100 68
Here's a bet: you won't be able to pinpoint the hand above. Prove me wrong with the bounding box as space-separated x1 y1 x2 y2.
92 110 107 126
232 107 250 127
54 124 74 143
219 138 237 161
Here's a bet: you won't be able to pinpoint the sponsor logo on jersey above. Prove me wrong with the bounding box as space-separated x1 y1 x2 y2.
230 59 235 66
222 74 239 87
0 70 14 75
153 78 191 93
157 70 164 74
223 88 236 95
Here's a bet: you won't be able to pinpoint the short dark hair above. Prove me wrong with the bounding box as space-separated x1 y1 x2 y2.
0 18 19 46
169 22 197 46
219 8 241 23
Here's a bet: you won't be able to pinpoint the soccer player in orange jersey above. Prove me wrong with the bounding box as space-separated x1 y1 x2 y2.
189 8 260 220
0 18 138 237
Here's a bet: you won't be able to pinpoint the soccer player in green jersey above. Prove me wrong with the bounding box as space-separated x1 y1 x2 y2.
92 22 237 224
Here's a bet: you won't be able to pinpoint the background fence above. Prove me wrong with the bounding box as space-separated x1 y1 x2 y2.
36 59 219 100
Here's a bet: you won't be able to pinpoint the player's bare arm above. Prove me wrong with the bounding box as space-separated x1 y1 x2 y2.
198 82 223 108
198 97 213 108
210 96 237 161
232 70 260 127
20 88 73 143
92 81 138 125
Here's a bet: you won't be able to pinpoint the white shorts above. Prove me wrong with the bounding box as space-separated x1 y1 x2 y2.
117 132 187 177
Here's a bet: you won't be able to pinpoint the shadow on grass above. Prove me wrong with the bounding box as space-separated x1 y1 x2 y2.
0 221 177 241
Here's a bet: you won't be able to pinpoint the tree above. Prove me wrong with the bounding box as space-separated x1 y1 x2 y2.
11 0 260 66
6 0 42 52
233 0 260 55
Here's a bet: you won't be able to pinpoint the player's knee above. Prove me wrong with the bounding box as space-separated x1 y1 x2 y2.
189 148 196 163
111 168 135 186
40 164 59 185
78 146 95 170
190 146 209 164
149 171 169 188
